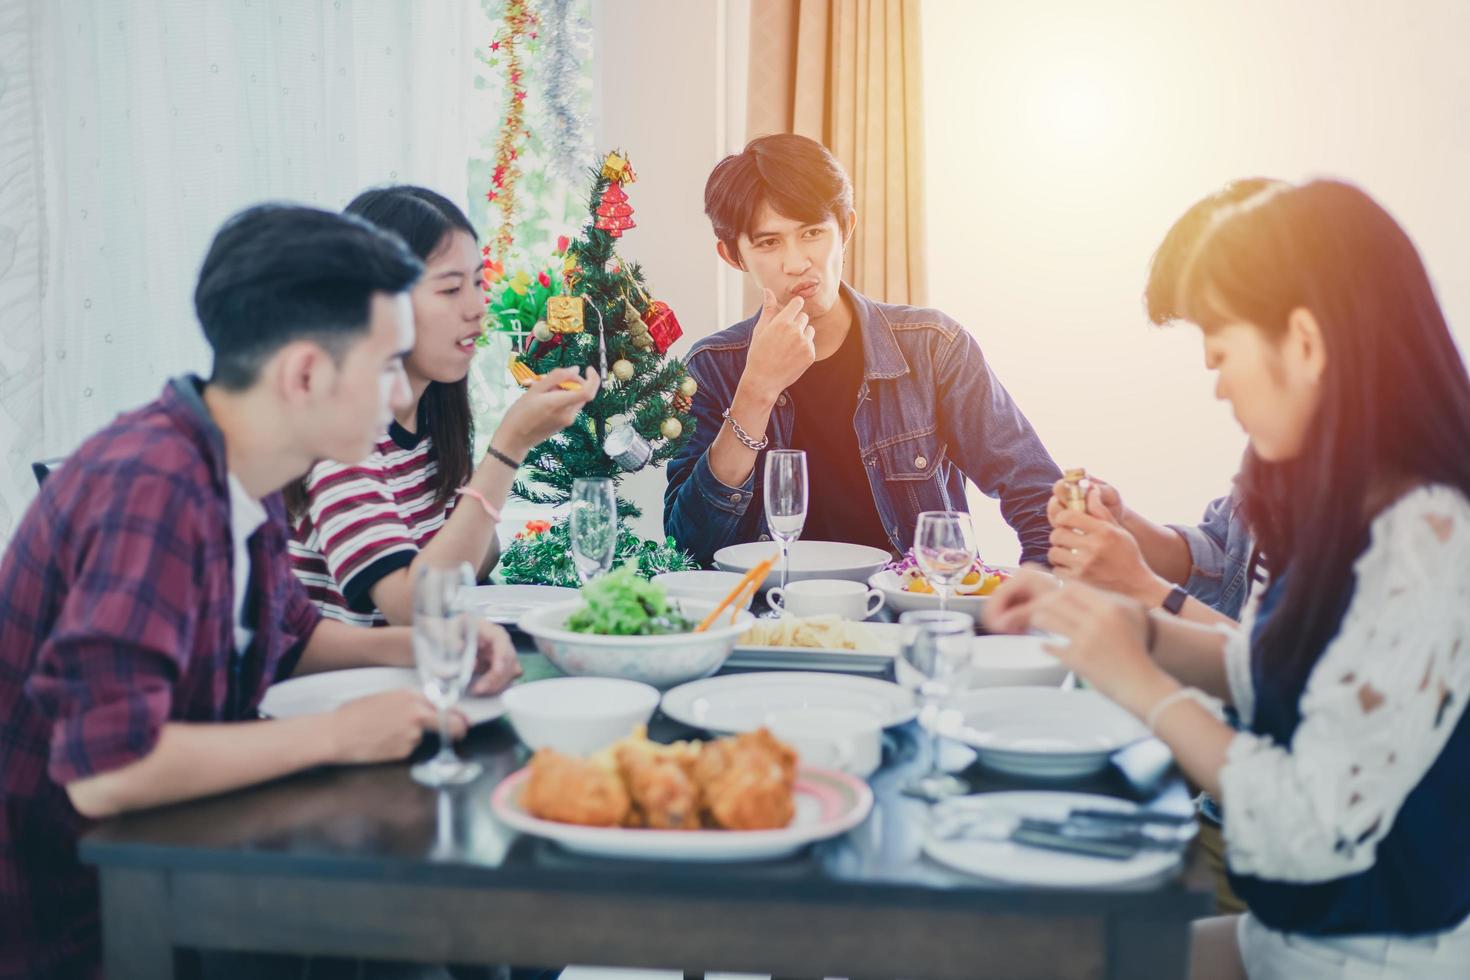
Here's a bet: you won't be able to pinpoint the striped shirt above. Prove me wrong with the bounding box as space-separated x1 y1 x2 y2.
289 421 455 626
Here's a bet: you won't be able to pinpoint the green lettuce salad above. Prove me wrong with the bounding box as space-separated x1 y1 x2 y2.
566 566 695 636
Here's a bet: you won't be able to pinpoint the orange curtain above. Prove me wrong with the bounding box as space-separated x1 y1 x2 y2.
746 0 928 307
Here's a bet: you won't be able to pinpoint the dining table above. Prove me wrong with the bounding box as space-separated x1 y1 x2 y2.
82 636 1215 980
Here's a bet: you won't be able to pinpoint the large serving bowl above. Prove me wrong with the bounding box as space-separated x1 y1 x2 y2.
714 541 892 590
651 570 755 610
517 599 755 690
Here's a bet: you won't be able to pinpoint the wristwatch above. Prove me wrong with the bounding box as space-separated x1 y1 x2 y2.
1161 584 1189 615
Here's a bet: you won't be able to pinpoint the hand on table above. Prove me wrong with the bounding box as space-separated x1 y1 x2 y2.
980 565 1062 635
469 620 522 696
1030 580 1176 718
329 689 468 765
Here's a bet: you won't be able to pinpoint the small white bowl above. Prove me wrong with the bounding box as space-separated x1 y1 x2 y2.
651 570 754 610
961 635 1069 689
500 677 660 756
517 599 754 690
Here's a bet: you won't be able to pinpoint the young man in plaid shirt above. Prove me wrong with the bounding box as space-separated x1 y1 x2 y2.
0 205 521 979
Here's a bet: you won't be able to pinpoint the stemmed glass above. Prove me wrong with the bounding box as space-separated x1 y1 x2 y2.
914 510 976 613
763 450 809 597
410 562 482 787
570 477 618 583
898 609 974 800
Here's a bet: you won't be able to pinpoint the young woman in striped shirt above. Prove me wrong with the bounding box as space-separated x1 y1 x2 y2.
289 186 597 626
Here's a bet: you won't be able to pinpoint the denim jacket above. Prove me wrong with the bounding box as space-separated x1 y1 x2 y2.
664 285 1060 567
1167 492 1256 620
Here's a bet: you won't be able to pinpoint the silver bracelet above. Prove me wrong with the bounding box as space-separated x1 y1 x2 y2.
721 408 769 451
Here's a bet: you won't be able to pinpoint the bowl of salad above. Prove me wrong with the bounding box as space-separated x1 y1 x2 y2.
517 566 755 689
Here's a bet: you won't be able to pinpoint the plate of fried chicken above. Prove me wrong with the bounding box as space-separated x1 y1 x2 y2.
490 727 874 861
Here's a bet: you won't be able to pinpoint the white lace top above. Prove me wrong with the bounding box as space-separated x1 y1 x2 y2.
1218 484 1470 884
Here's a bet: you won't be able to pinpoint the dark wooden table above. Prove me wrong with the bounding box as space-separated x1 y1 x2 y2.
82 654 1213 980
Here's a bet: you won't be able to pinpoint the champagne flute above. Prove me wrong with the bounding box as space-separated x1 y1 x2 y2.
763 450 809 596
914 511 976 613
570 477 617 584
898 609 974 800
410 562 482 788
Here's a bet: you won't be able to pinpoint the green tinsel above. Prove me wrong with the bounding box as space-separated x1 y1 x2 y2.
499 518 697 586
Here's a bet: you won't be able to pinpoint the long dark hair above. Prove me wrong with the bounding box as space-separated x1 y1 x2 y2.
1178 180 1470 703
286 186 478 520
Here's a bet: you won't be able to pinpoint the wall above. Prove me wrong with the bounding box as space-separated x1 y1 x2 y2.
589 0 749 541
923 0 1470 565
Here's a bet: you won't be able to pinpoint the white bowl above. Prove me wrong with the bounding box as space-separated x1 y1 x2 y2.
500 677 660 756
651 570 754 610
948 687 1151 779
714 540 892 590
517 599 754 690
960 635 1069 689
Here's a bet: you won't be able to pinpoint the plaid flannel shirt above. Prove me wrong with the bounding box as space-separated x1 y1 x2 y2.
0 376 321 979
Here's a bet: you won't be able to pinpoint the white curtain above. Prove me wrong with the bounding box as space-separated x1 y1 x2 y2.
0 0 486 542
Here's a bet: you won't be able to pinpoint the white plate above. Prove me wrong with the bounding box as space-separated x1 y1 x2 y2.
464 584 579 625
923 792 1182 889
735 621 902 659
259 667 506 727
714 541 892 590
867 568 1013 618
492 765 873 862
948 688 1149 779
661 671 917 734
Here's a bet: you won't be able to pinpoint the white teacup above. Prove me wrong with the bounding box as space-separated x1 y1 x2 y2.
766 578 885 621
766 707 883 778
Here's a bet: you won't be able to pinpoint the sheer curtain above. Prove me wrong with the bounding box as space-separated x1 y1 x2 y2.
0 0 485 542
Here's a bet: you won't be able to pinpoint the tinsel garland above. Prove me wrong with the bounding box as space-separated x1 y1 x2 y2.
499 519 697 586
485 0 538 261
537 0 593 183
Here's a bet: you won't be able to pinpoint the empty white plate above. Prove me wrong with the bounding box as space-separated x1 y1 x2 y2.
660 671 917 734
464 584 579 625
259 667 506 726
714 541 892 590
923 791 1183 889
947 687 1149 779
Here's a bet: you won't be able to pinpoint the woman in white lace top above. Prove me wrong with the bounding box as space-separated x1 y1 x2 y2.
986 180 1470 979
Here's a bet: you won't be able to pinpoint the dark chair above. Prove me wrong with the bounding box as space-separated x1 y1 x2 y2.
31 457 66 487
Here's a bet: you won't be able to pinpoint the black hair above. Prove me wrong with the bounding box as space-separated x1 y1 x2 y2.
1144 178 1283 325
195 204 422 390
344 186 479 511
704 134 855 264
1178 180 1470 711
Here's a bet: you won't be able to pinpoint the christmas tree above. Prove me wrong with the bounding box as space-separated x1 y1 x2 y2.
495 151 699 585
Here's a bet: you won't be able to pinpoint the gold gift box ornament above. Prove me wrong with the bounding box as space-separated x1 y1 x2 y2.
546 295 585 335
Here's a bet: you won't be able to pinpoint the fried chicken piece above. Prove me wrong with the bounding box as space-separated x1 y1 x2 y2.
617 747 702 830
693 728 798 831
521 748 630 827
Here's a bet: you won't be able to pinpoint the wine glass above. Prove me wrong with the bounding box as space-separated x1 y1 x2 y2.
410 562 482 788
763 450 808 597
570 477 617 583
914 511 976 613
898 609 974 800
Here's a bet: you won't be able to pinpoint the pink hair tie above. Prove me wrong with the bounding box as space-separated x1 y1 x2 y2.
455 487 502 523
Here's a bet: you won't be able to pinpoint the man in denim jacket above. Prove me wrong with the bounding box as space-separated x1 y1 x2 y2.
665 135 1059 566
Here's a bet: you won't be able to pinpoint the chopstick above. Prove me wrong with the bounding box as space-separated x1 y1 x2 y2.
694 555 775 632
510 359 584 392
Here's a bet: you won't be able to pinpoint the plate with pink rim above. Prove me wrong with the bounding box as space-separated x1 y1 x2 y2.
490 765 874 861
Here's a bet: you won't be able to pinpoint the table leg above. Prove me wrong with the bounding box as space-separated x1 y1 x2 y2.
99 867 176 979
1107 914 1190 980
